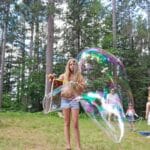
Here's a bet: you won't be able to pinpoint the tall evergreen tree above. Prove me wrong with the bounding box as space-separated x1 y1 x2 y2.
0 1 10 108
45 0 54 96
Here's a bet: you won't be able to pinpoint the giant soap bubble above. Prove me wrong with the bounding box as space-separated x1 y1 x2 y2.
43 47 134 143
77 48 134 143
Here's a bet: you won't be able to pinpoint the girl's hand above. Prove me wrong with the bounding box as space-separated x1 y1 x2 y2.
48 73 56 81
70 81 78 88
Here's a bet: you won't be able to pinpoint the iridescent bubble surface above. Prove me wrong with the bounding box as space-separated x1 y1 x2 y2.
43 47 134 143
77 48 134 143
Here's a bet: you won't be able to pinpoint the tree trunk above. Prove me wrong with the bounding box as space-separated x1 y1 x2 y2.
29 21 34 73
0 2 9 108
34 19 40 70
0 21 7 108
20 21 26 107
45 0 54 96
112 0 116 49
147 0 150 52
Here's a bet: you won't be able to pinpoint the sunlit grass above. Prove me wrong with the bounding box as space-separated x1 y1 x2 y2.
0 112 150 150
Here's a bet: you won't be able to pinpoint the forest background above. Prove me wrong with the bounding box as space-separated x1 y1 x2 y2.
0 0 149 116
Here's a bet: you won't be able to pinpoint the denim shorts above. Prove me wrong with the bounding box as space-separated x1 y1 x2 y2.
127 115 135 122
61 98 80 109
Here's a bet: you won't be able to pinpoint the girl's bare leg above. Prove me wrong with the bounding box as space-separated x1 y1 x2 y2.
63 108 71 149
72 109 81 150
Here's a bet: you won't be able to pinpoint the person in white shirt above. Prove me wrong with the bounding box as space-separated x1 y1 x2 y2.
106 88 122 121
106 88 121 106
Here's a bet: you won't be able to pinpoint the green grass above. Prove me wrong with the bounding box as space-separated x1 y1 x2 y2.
0 112 150 150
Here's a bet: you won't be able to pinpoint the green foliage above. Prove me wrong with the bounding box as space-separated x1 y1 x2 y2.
2 94 12 109
2 94 20 111
26 71 45 112
102 34 113 49
63 0 105 56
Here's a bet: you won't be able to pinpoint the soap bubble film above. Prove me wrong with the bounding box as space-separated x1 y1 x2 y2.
77 48 134 142
43 47 134 143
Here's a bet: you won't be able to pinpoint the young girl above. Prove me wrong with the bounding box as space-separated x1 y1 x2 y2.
49 58 85 150
126 104 138 131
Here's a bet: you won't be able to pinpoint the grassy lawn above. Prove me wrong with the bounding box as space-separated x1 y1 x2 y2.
0 112 150 150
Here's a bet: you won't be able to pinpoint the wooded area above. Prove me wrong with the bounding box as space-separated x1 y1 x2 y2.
0 0 149 115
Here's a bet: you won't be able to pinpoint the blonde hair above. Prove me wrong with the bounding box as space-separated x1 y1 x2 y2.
63 58 83 83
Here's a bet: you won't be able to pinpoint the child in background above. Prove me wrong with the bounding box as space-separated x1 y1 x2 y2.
126 103 138 131
145 99 150 125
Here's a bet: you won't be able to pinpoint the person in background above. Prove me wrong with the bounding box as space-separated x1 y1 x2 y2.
145 99 150 125
106 88 122 121
126 103 138 131
49 58 85 150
